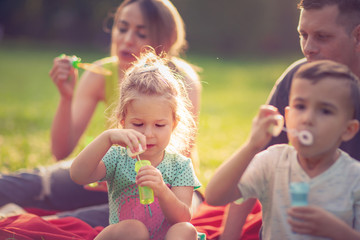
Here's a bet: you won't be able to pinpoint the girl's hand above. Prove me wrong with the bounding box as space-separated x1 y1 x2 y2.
107 129 146 153
287 206 345 238
49 55 78 99
248 105 281 151
135 165 167 198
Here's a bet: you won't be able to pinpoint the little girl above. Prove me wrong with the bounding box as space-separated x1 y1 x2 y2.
70 50 201 240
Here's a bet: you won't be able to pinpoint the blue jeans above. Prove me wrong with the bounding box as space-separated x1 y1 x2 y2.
0 160 109 227
0 159 203 227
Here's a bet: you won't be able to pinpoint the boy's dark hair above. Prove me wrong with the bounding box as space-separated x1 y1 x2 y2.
298 0 360 32
294 60 360 118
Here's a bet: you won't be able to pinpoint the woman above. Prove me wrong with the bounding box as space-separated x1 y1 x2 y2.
0 0 201 228
51 0 201 160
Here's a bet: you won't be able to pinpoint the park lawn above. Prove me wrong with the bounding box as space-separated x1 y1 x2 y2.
0 41 301 189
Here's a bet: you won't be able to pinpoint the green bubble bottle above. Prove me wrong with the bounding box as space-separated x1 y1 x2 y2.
135 160 154 205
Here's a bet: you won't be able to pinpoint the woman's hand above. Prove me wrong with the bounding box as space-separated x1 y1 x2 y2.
49 55 78 99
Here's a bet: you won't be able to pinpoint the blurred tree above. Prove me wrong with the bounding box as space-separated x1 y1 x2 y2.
0 0 300 57
174 0 300 56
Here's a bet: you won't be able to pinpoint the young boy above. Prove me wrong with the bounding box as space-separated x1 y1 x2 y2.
206 60 360 239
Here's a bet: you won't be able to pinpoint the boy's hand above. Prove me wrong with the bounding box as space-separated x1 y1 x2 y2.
248 105 281 151
287 205 343 238
107 129 146 153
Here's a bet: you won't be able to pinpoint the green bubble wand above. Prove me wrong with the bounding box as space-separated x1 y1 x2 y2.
59 54 112 76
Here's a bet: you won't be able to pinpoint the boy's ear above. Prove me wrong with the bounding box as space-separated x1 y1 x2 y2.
354 24 360 50
342 119 360 142
120 119 125 128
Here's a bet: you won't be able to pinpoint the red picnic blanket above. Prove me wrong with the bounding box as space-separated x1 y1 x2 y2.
0 213 103 240
191 200 262 240
0 201 262 240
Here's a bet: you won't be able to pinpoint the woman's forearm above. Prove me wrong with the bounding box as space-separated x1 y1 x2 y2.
51 97 73 160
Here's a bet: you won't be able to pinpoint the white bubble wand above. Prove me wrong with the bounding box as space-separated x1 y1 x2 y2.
269 115 314 146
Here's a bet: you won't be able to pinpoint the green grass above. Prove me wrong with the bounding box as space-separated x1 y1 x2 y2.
0 41 300 189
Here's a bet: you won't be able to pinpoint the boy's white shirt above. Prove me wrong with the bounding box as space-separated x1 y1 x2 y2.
238 144 360 240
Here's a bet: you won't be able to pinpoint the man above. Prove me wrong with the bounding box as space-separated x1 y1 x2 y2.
266 0 360 157
220 1 360 239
